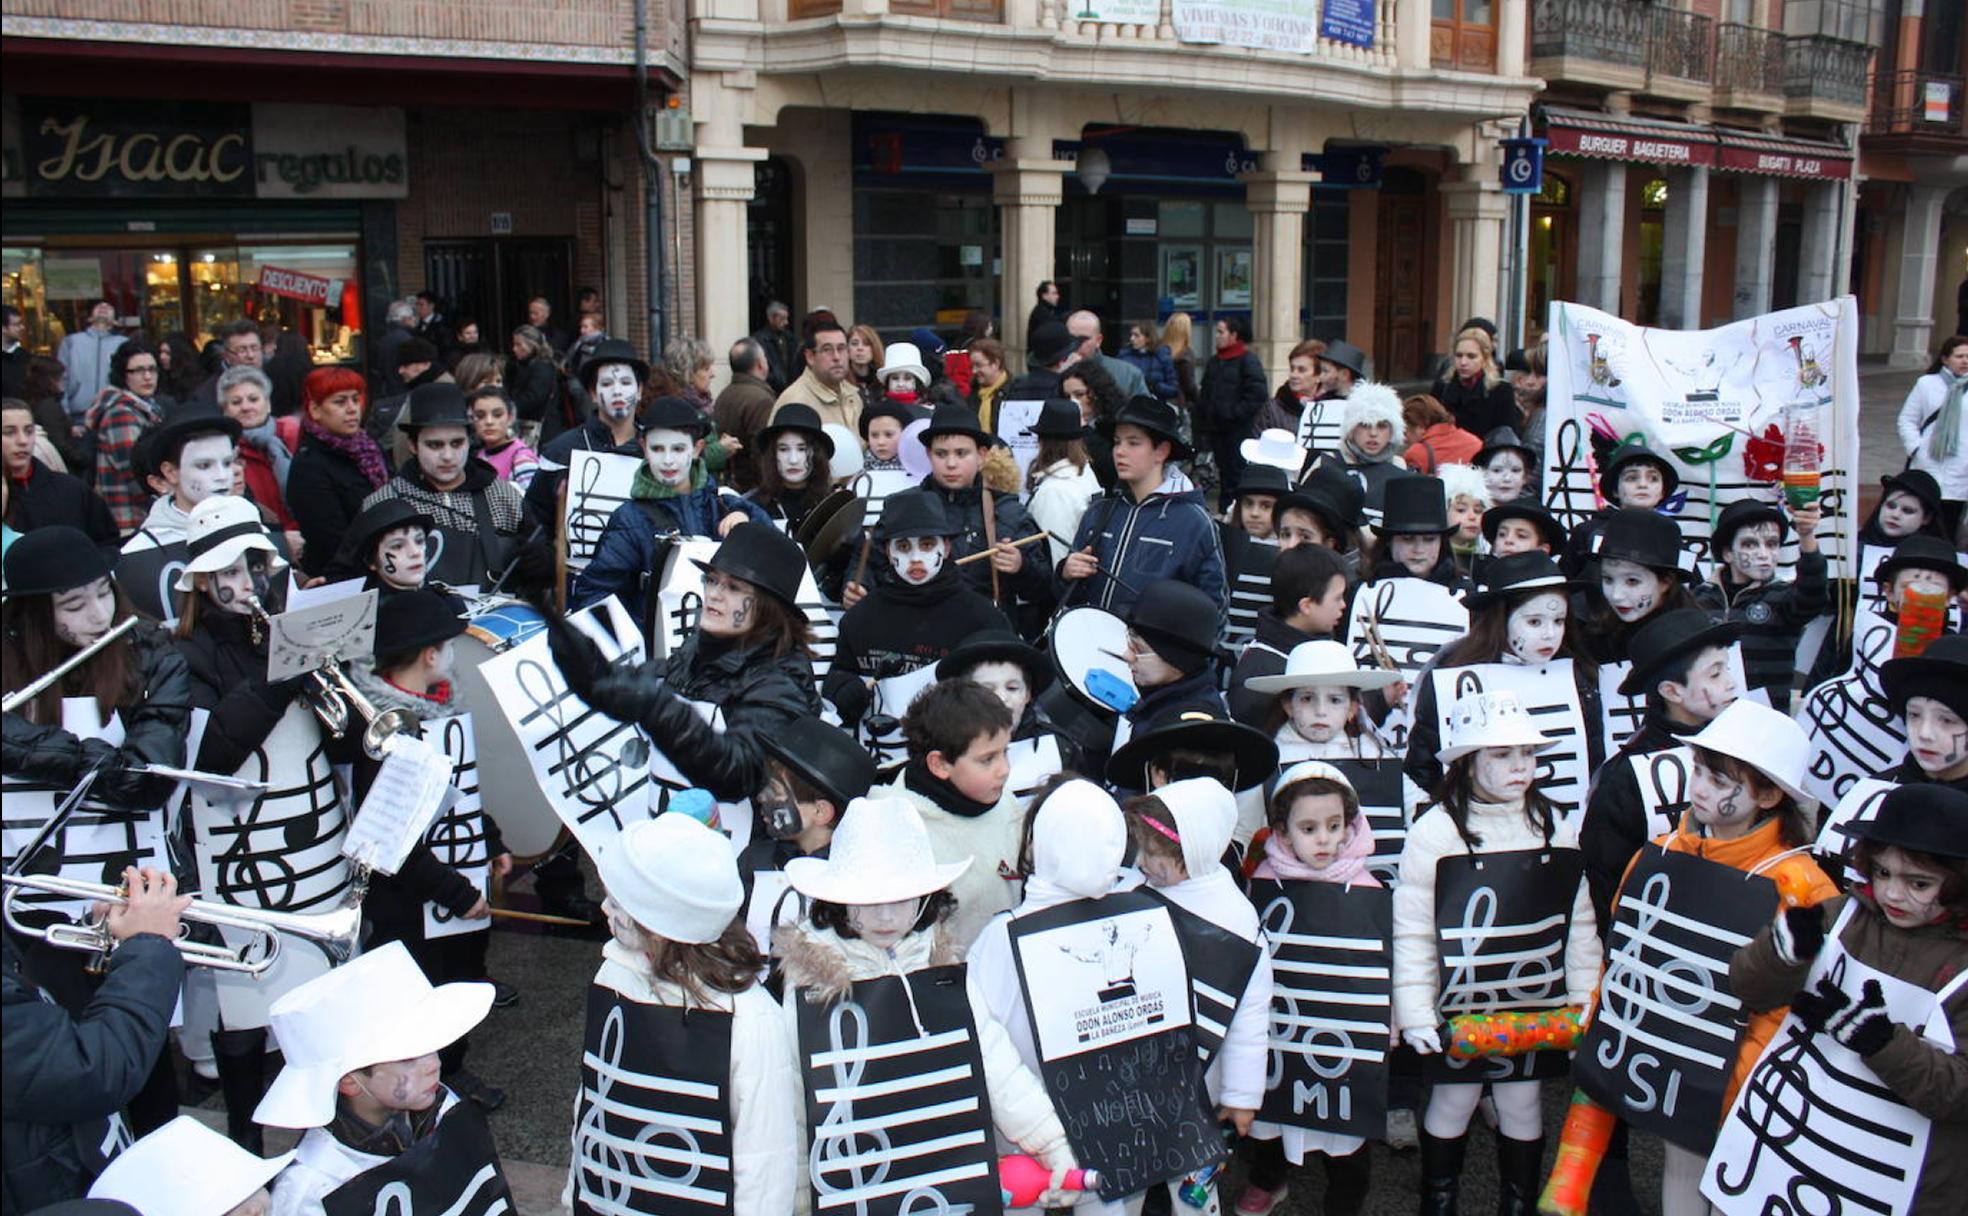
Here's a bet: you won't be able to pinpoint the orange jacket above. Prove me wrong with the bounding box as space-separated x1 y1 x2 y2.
1610 812 1839 1113
1402 421 1483 474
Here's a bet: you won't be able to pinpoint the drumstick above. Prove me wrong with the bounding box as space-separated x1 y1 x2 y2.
853 529 874 588
487 907 592 927
1362 596 1399 673
981 485 1001 605
954 532 1049 566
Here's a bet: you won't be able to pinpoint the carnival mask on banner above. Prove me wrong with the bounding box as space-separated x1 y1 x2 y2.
593 363 640 419
375 525 428 590
174 435 240 505
52 577 117 648
1288 687 1352 744
643 428 695 490
886 536 947 586
1505 593 1567 665
967 660 1031 723
775 435 811 485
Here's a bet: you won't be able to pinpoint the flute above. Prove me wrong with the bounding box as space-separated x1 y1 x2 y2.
2 617 140 714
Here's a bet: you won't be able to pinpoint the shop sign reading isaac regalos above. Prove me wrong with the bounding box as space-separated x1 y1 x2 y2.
0 97 408 200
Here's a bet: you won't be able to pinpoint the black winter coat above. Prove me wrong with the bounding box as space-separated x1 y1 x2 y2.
1125 668 1229 738
1198 348 1269 441
1430 373 1518 438
1693 550 1829 697
2 625 191 811
174 610 303 775
916 474 1051 607
507 353 562 425
1 933 184 1215
1578 710 1704 939
5 462 120 559
1226 611 1328 729
822 567 1011 727
288 432 389 576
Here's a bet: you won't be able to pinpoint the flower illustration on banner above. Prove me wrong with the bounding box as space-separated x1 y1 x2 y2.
1742 425 1787 485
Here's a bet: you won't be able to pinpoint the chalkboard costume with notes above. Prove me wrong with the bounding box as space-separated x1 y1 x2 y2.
1579 712 1709 941
269 1091 513 1216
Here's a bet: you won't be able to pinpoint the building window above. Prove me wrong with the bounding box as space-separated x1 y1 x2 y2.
853 189 999 340
1641 178 1670 210
1304 191 1352 342
1432 0 1499 72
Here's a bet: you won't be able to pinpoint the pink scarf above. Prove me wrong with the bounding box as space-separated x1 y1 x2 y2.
301 414 390 489
1253 813 1380 888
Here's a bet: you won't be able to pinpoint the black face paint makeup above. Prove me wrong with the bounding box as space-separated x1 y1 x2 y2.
730 594 754 631
381 553 398 576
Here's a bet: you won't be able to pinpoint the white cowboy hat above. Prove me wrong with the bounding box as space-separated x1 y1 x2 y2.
1685 699 1814 806
596 813 743 945
255 941 493 1129
1239 428 1303 472
1244 639 1402 695
876 342 932 388
175 494 284 592
1436 690 1558 764
90 1115 294 1215
784 795 972 906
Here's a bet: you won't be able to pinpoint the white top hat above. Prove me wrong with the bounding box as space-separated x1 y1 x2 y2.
596 813 743 945
89 1115 293 1215
1686 699 1814 806
254 941 493 1129
876 342 932 387
1244 639 1402 695
1239 428 1303 472
175 495 284 592
1436 690 1557 764
1276 760 1359 797
784 795 972 906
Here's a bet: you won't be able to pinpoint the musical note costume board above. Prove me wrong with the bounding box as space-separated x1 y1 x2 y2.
1575 846 1777 1153
1295 397 1345 463
1346 578 1468 753
1006 733 1064 806
1248 880 1394 1150
291 1093 514 1216
422 713 491 941
1815 777 1897 883
1703 901 1966 1216
113 540 191 625
1599 646 1759 760
1430 662 1592 826
1796 616 1907 808
853 664 940 770
563 451 643 572
855 467 918 529
1625 745 1698 847
652 538 839 678
187 701 353 1029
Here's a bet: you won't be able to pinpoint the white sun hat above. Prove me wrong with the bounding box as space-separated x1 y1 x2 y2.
595 812 743 945
175 494 284 592
1244 639 1402 695
1686 699 1814 806
1239 428 1303 473
89 1114 293 1215
784 795 972 906
1436 690 1558 764
876 342 932 388
254 941 493 1129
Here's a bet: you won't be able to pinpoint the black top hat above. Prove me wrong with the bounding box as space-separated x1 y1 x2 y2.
1617 607 1743 696
1877 469 1945 527
330 497 437 579
757 403 836 461
374 588 466 658
639 394 712 438
148 411 243 470
858 396 928 438
1598 440 1680 503
935 628 1053 693
918 402 996 450
1881 633 1968 720
1482 500 1568 551
1709 498 1788 560
1106 709 1280 792
396 382 471 433
759 716 878 808
1 525 114 598
1379 474 1455 536
1464 551 1571 612
395 337 439 369
875 488 954 540
1028 322 1078 368
1097 395 1193 461
1231 463 1292 499
1477 426 1536 467
1318 339 1368 379
578 338 650 392
1849 783 1968 861
1283 460 1366 531
1023 398 1089 441
1597 507 1693 578
1874 534 1967 593
1125 581 1222 674
692 522 806 610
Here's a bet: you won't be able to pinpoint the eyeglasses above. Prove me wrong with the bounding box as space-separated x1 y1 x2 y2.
125 364 158 376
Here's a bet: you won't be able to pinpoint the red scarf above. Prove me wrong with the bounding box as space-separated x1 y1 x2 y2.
1216 340 1249 361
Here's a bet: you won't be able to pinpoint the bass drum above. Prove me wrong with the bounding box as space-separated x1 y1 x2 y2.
1035 607 1137 756
449 596 563 859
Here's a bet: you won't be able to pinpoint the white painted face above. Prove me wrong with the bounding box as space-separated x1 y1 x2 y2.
1905 695 1968 778
414 425 470 491
170 434 239 507
1724 521 1782 585
594 363 640 419
1688 753 1768 836
51 576 116 648
886 535 948 586
430 638 457 683
1287 685 1354 744
1505 592 1567 665
1867 846 1949 928
1877 490 1930 540
1617 463 1666 509
1599 557 1669 623
199 553 260 616
1470 744 1538 803
600 895 646 952
372 525 428 590
1666 646 1740 722
1390 533 1441 578
643 427 697 489
1485 450 1527 503
965 660 1031 724
775 434 813 484
847 896 924 952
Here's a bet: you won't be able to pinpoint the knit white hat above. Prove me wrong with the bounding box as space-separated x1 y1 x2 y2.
1436 690 1558 764
1340 381 1405 436
785 795 972 905
595 813 744 945
89 1115 293 1215
175 494 284 591
1685 699 1814 806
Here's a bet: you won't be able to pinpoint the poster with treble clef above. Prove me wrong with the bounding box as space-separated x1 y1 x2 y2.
422 713 491 941
1430 662 1591 825
1796 618 1906 807
1542 298 1862 584
1346 578 1468 752
1295 394 1344 461
317 1098 513 1216
562 450 641 572
1574 846 1775 1154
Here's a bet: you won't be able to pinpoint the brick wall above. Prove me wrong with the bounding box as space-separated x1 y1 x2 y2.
6 0 653 51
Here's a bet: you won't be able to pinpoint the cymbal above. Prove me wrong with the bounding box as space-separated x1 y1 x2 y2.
803 494 869 570
794 485 860 549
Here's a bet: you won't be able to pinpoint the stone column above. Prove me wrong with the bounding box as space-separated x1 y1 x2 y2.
991 141 1071 371
1577 160 1628 315
1890 183 1946 367
1733 175 1781 319
1241 157 1318 384
1443 178 1511 338
1658 165 1710 328
1794 178 1841 306
695 145 767 392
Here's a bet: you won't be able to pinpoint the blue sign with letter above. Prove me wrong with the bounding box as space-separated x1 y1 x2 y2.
1302 146 1386 189
1500 137 1549 195
1320 0 1375 48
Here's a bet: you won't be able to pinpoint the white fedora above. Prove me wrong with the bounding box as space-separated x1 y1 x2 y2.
784 795 971 906
175 494 284 592
876 342 932 387
1686 699 1814 806
255 941 493 1129
1436 690 1557 764
90 1115 294 1215
1239 428 1303 472
1244 639 1402 695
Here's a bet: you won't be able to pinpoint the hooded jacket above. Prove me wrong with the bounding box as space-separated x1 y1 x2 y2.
2 623 190 811
822 562 1010 727
1061 469 1228 621
569 471 770 624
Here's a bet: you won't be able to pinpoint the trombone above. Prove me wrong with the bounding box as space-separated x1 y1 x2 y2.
1 871 361 975
244 596 416 758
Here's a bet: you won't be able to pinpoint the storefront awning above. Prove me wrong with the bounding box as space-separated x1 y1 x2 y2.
1714 130 1853 180
1541 107 1716 168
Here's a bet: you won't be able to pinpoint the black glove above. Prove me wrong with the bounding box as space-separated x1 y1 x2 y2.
546 613 609 703
1772 904 1828 966
1787 974 1850 1034
585 667 658 724
1829 979 1895 1056
252 675 306 710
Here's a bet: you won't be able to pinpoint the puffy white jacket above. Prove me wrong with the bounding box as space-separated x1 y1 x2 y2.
1897 371 1968 501
1390 799 1601 1035
562 941 796 1216
1027 458 1103 567
881 774 1024 953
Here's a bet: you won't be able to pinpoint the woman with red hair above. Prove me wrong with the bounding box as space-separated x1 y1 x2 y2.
285 365 390 574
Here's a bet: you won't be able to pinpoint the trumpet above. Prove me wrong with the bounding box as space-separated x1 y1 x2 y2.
245 596 416 758
1 872 361 975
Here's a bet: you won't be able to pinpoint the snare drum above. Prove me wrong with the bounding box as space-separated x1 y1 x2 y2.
1036 607 1137 755
463 597 548 654
450 596 561 858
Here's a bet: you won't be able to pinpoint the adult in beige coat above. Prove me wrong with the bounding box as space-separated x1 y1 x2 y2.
773 315 863 436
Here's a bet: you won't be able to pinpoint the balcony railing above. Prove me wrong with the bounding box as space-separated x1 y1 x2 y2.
1647 8 1714 84
891 0 1003 20
1716 23 1786 97
1531 0 1650 70
1784 34 1870 108
1869 70 1967 137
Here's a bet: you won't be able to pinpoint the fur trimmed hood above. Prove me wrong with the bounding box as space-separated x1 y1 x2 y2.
771 922 962 1005
1341 381 1405 436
